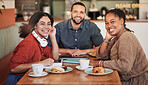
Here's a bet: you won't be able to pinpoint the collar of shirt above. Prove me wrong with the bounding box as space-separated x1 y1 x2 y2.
68 19 86 31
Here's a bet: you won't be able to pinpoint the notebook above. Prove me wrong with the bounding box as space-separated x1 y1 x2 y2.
59 55 89 64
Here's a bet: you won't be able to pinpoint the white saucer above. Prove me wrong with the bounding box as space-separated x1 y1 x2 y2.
76 65 93 70
85 68 113 75
45 67 73 74
28 72 48 77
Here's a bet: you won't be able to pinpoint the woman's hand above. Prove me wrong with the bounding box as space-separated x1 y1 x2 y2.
90 60 99 67
49 27 56 39
105 31 114 42
90 60 104 67
41 58 54 66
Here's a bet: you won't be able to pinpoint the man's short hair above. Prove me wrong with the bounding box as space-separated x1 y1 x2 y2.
71 2 86 12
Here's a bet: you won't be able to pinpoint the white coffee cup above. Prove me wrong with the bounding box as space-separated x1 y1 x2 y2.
79 59 90 69
32 64 44 75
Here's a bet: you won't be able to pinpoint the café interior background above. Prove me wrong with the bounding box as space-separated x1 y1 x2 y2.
15 0 147 20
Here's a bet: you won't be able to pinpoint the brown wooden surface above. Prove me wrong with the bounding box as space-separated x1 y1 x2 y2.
17 56 121 85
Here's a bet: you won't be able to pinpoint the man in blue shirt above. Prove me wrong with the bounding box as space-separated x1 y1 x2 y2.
48 2 103 56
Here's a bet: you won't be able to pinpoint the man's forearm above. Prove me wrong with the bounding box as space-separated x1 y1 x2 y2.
59 48 78 55
84 46 99 54
59 46 99 56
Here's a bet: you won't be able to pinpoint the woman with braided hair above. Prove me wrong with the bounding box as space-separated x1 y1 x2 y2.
92 9 148 85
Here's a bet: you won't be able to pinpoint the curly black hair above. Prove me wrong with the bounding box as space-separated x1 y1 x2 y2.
71 2 86 13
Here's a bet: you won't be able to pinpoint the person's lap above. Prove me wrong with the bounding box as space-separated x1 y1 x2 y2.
122 73 148 85
5 73 22 85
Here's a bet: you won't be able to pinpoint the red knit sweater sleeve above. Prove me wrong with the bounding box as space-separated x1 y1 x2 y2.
9 43 36 70
43 46 53 59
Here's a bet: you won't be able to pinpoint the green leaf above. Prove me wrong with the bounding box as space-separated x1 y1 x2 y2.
2 5 5 9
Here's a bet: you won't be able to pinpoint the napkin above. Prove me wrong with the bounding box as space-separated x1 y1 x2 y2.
44 63 62 69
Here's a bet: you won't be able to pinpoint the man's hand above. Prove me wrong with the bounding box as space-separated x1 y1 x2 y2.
72 49 88 56
67 49 79 55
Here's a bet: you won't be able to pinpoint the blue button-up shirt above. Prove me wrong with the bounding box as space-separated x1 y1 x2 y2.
48 19 103 50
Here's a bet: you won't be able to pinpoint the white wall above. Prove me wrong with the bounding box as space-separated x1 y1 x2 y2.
139 0 148 19
126 22 148 58
0 0 15 9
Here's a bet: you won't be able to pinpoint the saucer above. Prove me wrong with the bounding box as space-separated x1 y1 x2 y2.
45 67 73 74
28 72 48 77
85 68 113 75
76 65 93 70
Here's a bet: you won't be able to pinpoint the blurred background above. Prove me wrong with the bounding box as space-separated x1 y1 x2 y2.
14 0 148 21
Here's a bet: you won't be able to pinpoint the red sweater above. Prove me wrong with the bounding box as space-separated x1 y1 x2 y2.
9 34 53 76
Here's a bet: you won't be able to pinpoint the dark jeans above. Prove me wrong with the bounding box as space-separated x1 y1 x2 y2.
5 73 22 85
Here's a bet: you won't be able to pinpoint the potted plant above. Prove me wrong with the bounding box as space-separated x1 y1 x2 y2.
0 0 5 14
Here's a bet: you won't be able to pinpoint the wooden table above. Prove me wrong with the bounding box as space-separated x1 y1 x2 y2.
17 57 121 85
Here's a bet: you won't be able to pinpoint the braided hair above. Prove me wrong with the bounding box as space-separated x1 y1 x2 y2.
105 9 134 33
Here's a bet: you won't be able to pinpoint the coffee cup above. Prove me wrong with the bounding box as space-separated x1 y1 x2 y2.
79 59 90 69
32 64 44 75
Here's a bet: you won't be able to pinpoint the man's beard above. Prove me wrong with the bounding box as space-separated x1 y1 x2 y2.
71 17 84 25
